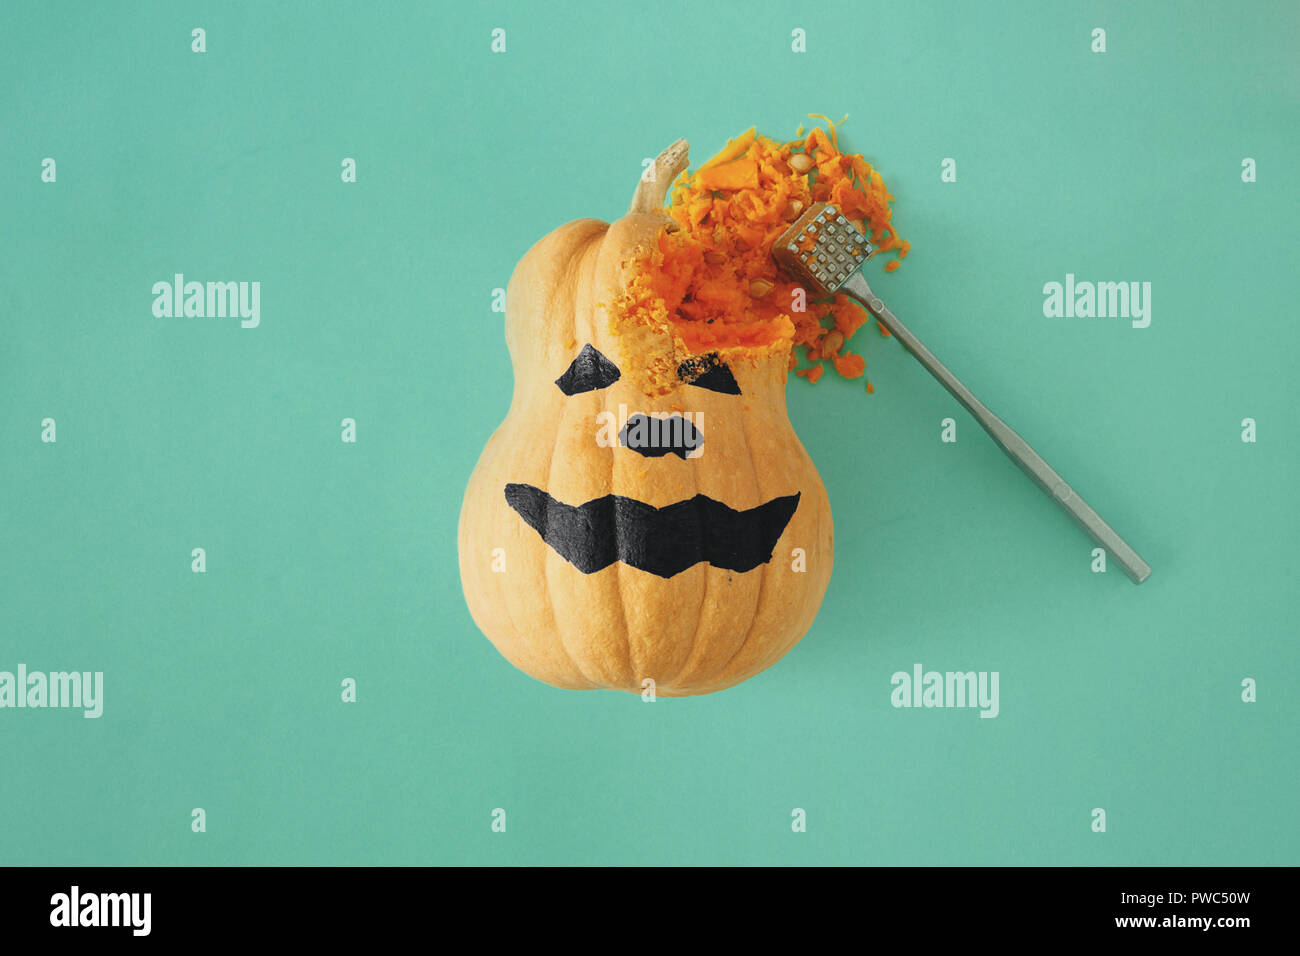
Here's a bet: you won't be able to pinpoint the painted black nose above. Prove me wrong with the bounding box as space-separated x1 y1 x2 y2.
618 413 703 459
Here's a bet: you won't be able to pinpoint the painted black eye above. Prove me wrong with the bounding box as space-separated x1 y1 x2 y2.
678 353 740 395
555 344 620 395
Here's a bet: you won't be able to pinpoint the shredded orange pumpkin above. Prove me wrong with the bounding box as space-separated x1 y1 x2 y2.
616 118 907 386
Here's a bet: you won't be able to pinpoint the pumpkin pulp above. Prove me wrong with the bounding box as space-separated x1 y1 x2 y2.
614 121 909 385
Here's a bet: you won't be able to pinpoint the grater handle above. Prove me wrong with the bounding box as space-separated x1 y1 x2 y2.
840 272 1151 584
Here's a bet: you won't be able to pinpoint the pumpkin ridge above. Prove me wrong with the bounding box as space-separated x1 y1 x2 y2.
526 435 599 688
666 368 707 690
538 459 586 686
657 423 706 691
753 445 831 681
595 243 641 692
654 383 749 692
479 452 595 689
606 402 636 689
544 225 607 362
612 559 637 691
743 437 811 686
686 392 770 692
545 233 620 689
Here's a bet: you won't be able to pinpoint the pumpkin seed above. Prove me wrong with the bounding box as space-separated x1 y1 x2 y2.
789 153 814 174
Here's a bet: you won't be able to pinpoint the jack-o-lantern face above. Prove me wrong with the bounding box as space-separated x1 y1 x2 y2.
505 343 800 578
459 141 833 697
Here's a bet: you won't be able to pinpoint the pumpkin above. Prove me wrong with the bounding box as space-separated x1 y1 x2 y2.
459 126 896 696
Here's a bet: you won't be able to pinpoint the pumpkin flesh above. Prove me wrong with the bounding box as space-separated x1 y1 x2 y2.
612 121 908 387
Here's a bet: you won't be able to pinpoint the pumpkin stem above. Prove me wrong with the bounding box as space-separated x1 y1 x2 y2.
628 139 690 215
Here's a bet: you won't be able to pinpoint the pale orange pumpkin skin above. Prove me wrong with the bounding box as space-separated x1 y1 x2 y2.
458 143 833 696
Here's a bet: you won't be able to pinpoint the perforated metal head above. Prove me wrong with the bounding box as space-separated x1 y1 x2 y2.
772 202 872 295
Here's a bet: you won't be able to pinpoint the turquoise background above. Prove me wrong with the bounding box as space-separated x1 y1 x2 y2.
2 0 1296 865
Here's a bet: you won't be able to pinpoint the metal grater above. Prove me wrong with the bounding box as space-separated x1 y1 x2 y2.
773 202 1152 584
773 203 873 296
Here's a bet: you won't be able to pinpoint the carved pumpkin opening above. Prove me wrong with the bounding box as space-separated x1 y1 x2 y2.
613 120 909 389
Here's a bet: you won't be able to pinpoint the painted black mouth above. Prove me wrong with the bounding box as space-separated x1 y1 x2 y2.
505 483 800 578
